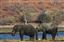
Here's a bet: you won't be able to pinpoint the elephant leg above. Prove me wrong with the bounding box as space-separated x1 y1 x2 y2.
51 33 56 40
19 31 23 41
42 32 47 40
36 33 38 40
30 36 34 41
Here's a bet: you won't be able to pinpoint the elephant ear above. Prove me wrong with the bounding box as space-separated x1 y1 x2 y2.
39 23 48 29
39 22 53 29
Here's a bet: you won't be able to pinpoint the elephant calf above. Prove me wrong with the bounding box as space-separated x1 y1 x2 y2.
11 24 38 41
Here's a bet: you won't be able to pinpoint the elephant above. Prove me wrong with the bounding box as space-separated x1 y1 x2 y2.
36 23 58 40
11 24 38 41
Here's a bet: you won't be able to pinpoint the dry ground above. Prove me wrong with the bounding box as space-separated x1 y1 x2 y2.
0 39 64 42
0 35 63 42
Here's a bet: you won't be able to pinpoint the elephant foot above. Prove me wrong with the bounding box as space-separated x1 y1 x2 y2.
52 38 55 40
36 34 38 40
51 34 56 40
42 38 47 40
36 38 38 40
20 39 23 41
42 32 47 40
30 37 34 41
30 38 34 41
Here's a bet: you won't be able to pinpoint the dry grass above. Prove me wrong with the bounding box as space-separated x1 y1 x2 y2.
0 39 64 42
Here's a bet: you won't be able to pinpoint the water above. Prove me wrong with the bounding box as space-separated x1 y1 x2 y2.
0 32 64 40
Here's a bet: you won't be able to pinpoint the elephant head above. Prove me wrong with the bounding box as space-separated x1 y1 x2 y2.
11 25 22 36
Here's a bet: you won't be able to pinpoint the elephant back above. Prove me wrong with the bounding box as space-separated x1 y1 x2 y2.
20 24 37 34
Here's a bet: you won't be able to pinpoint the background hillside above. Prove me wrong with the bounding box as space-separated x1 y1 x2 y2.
0 0 64 25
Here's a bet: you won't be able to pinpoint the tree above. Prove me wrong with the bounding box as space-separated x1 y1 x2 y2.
37 10 51 23
4 3 33 24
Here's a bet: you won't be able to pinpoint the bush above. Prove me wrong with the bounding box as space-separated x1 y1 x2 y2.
0 16 20 25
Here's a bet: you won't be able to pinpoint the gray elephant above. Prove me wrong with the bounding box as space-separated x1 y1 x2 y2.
11 24 38 41
36 23 58 40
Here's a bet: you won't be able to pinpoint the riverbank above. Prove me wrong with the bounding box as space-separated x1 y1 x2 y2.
0 40 64 42
0 37 64 42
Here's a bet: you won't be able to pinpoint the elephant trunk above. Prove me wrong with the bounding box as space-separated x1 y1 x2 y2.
11 29 16 36
11 27 17 36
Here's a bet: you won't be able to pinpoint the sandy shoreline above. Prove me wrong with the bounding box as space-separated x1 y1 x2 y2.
0 40 64 42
